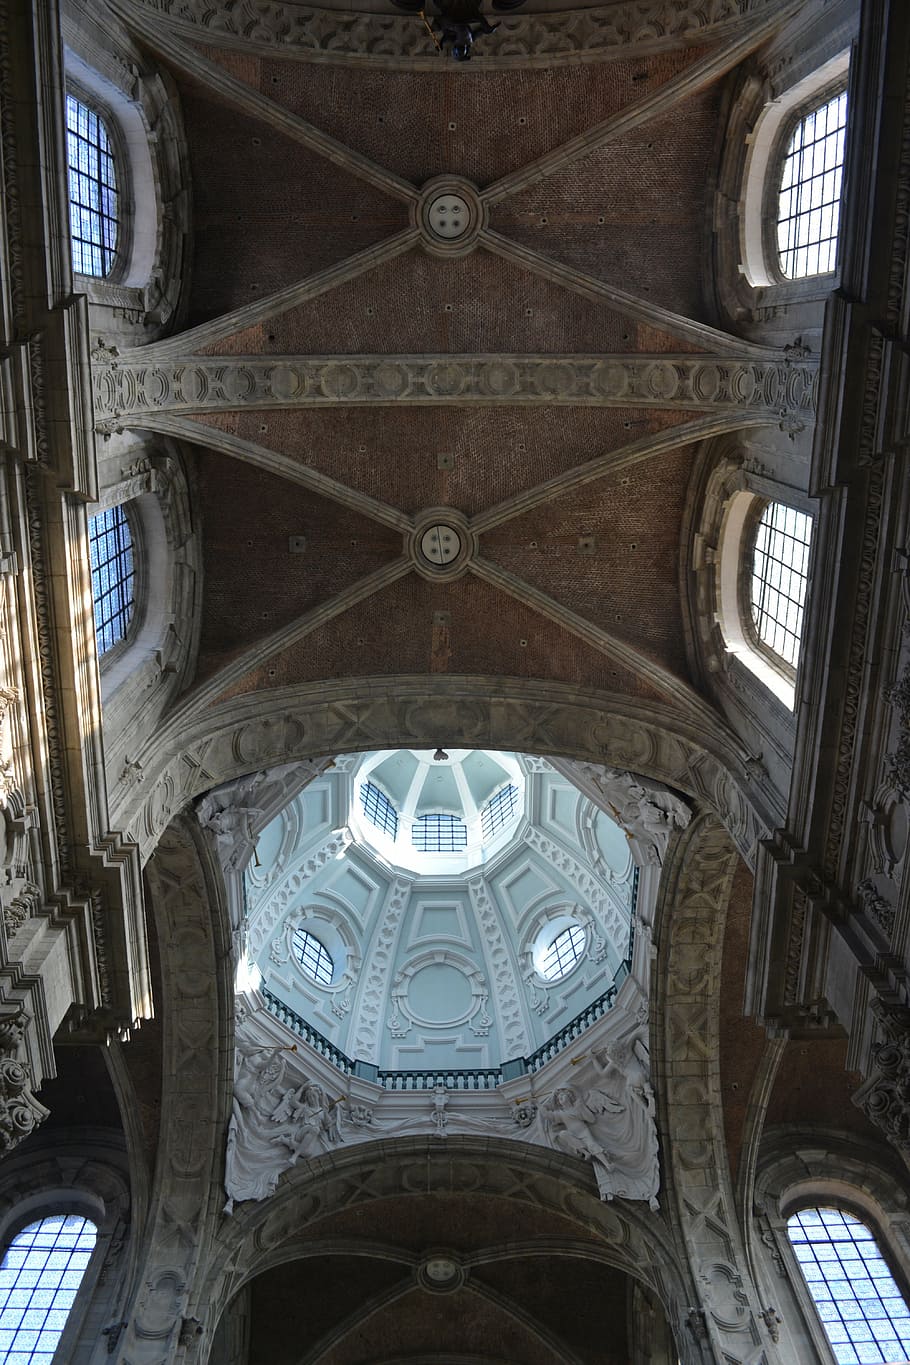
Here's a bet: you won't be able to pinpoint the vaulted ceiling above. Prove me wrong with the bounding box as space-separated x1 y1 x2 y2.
92 0 816 742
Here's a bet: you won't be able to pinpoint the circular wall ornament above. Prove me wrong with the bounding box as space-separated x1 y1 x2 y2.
416 176 486 257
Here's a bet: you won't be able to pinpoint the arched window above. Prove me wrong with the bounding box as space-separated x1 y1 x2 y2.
0 1213 97 1361
787 1206 910 1364
481 784 518 840
412 814 468 853
89 504 135 656
748 501 813 673
359 781 399 841
65 93 119 278
292 927 334 987
777 88 847 279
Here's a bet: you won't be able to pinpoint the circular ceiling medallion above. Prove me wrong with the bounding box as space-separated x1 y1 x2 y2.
427 192 470 240
416 176 486 257
418 1252 465 1293
419 523 462 567
409 508 475 581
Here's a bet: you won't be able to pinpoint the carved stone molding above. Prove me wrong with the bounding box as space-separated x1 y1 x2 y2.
854 1003 910 1156
92 353 819 427
551 760 692 864
112 679 772 869
0 1009 48 1155
112 0 798 68
657 816 786 1363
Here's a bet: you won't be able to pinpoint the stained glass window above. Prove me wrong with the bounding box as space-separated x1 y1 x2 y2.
292 928 334 986
542 924 586 981
89 505 135 655
481 784 518 840
750 502 813 670
412 813 468 853
0 1213 97 1363
360 781 399 840
788 1207 910 1364
66 94 119 278
778 89 847 279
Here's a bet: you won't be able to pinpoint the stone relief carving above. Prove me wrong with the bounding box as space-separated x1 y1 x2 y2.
556 760 692 862
854 1003 910 1153
226 1007 660 1213
524 1039 659 1208
224 1041 342 1212
120 0 802 67
0 1009 49 1153
93 353 818 428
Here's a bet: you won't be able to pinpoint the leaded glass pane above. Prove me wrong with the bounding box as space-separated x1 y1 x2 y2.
291 928 334 986
542 924 586 981
89 505 135 655
788 1207 910 1364
481 784 518 840
750 501 813 669
412 813 468 853
0 1215 96 1363
360 781 399 840
66 94 119 278
778 89 847 278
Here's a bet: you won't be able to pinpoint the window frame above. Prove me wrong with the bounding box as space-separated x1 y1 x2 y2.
88 499 143 674
753 1132 910 1365
64 80 131 287
411 812 469 854
762 80 849 288
0 1210 100 1363
739 497 814 686
784 1202 910 1365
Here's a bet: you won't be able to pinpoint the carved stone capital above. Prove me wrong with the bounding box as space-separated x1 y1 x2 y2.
854 1002 910 1153
0 1010 48 1154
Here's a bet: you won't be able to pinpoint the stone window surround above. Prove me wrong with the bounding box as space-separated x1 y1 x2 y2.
0 1135 132 1365
753 1129 910 1365
716 484 815 711
61 3 190 340
740 52 852 293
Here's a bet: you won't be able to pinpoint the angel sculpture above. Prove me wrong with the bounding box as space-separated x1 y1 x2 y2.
270 1082 340 1163
541 1086 623 1195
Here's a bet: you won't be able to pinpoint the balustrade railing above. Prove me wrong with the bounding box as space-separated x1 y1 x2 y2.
262 951 633 1090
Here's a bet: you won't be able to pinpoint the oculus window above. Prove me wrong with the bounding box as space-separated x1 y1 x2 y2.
749 501 812 672
89 505 135 656
541 924 587 981
66 94 119 278
788 1207 910 1364
292 928 334 987
412 813 468 854
0 1213 97 1363
777 89 847 279
360 781 399 841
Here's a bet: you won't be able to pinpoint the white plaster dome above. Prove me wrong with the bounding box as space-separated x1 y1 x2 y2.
242 751 642 1079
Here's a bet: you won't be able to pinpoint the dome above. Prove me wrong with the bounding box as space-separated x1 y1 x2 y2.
242 751 638 1076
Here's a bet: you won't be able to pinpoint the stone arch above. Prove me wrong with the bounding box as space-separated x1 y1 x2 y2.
191 1135 695 1364
111 677 774 870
